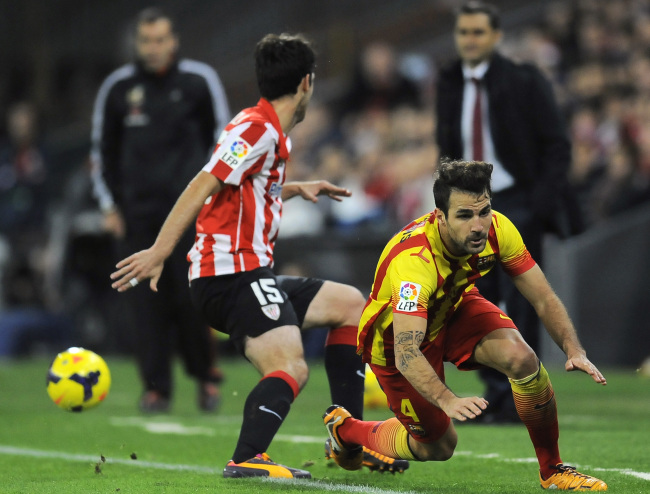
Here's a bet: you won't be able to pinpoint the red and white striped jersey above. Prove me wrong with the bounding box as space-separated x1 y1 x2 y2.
187 98 291 279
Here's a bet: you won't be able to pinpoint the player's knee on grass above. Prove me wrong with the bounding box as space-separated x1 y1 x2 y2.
412 426 457 462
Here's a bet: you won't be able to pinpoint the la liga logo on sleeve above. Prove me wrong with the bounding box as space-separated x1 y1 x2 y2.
218 138 251 169
396 281 421 312
230 140 249 158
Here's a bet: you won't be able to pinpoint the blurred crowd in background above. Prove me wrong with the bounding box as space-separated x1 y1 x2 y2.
2 0 650 357
283 0 650 234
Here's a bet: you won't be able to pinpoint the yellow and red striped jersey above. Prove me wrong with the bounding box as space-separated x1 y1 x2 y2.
357 210 535 365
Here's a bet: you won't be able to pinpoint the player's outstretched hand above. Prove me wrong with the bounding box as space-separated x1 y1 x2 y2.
296 180 351 203
565 355 607 385
110 248 165 293
441 395 489 422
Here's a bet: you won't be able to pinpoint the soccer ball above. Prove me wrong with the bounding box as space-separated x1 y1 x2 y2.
364 365 389 410
46 347 111 412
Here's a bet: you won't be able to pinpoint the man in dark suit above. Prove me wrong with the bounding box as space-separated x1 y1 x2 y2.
436 1 582 423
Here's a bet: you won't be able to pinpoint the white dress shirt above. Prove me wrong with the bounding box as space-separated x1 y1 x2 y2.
461 61 515 193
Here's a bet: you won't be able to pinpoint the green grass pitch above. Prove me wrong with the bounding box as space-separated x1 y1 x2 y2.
1 354 649 493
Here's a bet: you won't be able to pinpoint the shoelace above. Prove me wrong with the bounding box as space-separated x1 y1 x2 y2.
552 464 590 479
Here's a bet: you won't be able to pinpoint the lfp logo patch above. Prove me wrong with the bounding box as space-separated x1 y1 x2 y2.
396 281 421 312
219 138 251 169
230 140 249 158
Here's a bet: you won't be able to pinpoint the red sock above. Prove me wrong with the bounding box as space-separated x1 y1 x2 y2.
339 416 381 446
510 363 561 478
340 417 416 460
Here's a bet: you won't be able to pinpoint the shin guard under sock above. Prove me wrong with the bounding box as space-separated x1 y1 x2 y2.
325 325 365 419
509 362 561 477
231 371 299 464
340 416 417 461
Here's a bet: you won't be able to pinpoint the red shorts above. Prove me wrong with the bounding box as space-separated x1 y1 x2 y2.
371 288 518 443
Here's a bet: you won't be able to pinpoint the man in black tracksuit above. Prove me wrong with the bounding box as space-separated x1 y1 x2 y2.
90 7 231 412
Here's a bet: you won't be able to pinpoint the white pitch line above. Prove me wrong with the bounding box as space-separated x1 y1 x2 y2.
592 467 650 481
1 442 648 486
0 445 219 474
263 477 419 494
456 450 650 481
0 445 413 494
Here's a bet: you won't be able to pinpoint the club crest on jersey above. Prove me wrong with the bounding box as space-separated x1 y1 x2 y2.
127 84 145 107
476 254 496 271
261 303 281 321
396 281 421 312
125 84 150 126
219 138 251 169
408 424 426 437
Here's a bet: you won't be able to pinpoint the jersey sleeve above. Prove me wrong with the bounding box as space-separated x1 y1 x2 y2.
494 212 536 277
386 252 435 319
202 120 272 186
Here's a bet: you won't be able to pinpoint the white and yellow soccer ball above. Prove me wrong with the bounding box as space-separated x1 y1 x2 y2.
364 365 389 410
46 347 111 412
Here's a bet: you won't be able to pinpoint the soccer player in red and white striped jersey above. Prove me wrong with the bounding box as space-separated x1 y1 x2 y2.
110 33 407 479
187 98 295 278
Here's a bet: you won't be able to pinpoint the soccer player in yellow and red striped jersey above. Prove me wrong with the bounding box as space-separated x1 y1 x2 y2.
324 160 608 491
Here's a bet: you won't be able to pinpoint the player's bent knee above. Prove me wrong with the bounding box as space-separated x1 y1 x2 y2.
507 344 538 379
290 359 309 389
264 360 309 391
415 442 456 462
314 281 366 327
338 284 366 320
347 284 366 306
412 427 457 462
436 447 455 462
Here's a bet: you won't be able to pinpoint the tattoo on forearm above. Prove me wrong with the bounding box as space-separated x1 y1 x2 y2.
396 330 426 370
395 330 425 345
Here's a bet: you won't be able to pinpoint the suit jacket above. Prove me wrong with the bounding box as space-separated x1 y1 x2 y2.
436 53 582 236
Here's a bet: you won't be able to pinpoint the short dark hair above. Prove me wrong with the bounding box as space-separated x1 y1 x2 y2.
456 1 501 30
255 33 316 101
136 7 175 33
433 159 493 217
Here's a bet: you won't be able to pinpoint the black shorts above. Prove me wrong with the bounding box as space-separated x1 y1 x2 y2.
190 266 324 355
